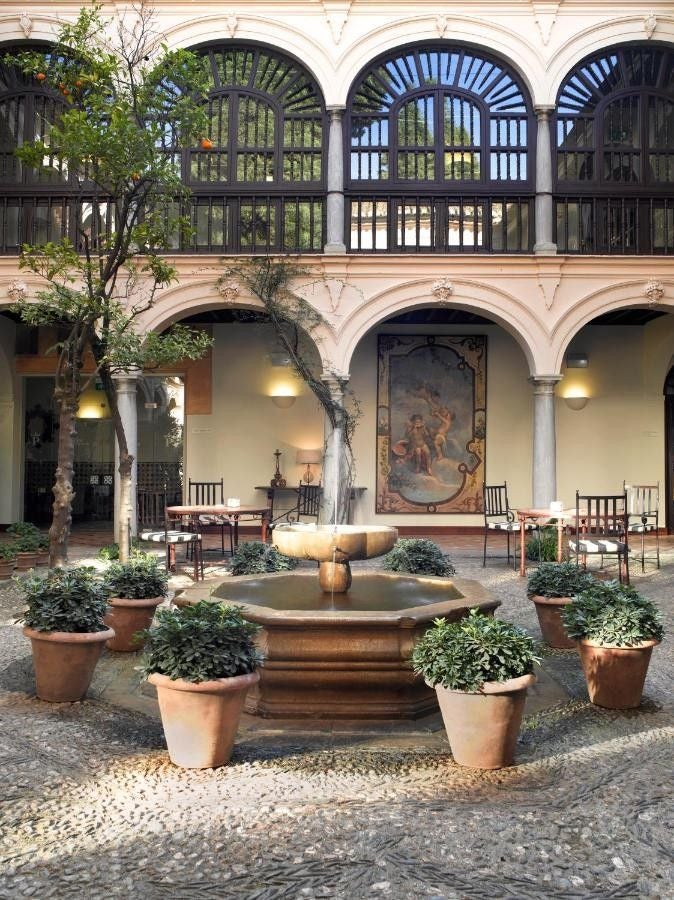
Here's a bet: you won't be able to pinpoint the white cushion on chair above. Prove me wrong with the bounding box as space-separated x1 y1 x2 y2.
139 530 201 543
488 521 534 532
569 538 626 554
198 514 231 525
627 523 655 533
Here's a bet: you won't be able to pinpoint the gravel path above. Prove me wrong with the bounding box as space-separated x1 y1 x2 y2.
0 543 672 899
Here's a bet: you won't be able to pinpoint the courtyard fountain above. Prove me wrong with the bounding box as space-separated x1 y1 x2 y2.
178 518 498 718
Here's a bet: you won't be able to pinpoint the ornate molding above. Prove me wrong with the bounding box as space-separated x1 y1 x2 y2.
322 1 352 44
537 271 561 310
7 279 28 302
223 13 238 39
532 2 559 46
644 279 664 305
431 277 453 302
217 278 240 301
19 11 33 38
644 11 657 39
435 14 450 38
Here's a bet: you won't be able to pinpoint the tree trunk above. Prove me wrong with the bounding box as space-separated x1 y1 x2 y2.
49 386 78 568
116 449 133 563
319 422 353 527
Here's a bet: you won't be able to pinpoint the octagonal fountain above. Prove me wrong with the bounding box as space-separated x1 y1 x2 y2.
178 523 498 719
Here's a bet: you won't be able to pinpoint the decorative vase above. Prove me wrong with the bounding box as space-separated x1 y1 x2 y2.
0 560 15 579
530 595 575 649
104 596 164 652
23 626 115 702
149 670 260 768
434 672 536 769
16 551 39 571
577 639 659 709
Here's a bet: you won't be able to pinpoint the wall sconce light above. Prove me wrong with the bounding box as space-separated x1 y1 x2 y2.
563 396 589 411
296 448 322 483
566 353 589 368
270 394 296 409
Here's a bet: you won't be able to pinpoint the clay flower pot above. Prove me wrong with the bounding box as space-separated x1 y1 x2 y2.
149 670 260 769
104 596 164 652
0 560 15 579
434 672 536 768
530 595 575 649
16 551 39 571
23 626 115 702
577 639 659 709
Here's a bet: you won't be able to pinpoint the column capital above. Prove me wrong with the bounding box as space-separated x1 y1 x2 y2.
534 105 555 119
110 366 141 385
322 371 349 402
326 105 346 119
529 374 563 393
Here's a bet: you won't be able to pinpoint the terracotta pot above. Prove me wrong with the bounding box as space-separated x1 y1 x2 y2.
16 551 39 571
36 551 50 567
577 639 659 709
149 670 260 769
0 560 15 579
104 596 164 652
23 626 115 702
530 594 575 649
434 672 536 769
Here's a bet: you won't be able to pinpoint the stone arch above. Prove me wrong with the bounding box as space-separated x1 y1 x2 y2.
0 12 62 46
331 279 550 376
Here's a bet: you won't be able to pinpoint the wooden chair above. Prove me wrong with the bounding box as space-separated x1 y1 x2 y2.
569 490 630 584
624 482 660 571
137 489 166 529
296 483 321 523
187 477 234 555
482 481 533 567
139 507 204 582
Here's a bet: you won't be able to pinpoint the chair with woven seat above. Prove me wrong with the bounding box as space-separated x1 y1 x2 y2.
624 481 660 571
482 481 534 567
187 477 234 556
569 490 630 584
139 512 204 582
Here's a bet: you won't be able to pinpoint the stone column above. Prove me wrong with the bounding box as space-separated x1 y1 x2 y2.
530 376 562 507
324 106 346 254
534 106 557 255
320 373 352 525
112 369 139 540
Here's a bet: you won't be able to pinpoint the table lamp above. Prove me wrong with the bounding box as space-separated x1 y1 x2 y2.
296 448 322 484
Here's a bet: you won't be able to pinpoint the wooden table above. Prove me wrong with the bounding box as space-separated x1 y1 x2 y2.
516 507 576 577
166 504 270 554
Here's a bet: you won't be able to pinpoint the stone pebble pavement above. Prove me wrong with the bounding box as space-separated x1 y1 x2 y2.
0 542 672 899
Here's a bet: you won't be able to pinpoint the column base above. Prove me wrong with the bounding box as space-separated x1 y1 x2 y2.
323 242 347 255
534 242 557 255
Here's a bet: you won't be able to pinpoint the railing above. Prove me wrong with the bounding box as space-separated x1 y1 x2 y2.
555 196 674 254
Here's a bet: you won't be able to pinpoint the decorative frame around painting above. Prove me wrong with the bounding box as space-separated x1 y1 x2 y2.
376 335 486 514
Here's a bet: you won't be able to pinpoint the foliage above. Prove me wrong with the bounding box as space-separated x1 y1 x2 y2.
6 522 41 539
0 544 17 562
97 540 151 562
104 555 168 599
13 535 42 553
411 609 540 692
560 581 664 646
526 562 595 599
381 539 456 577
17 567 109 633
230 541 298 576
140 600 262 683
525 525 558 562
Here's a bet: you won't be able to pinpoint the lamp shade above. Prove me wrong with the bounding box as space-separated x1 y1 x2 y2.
296 448 322 465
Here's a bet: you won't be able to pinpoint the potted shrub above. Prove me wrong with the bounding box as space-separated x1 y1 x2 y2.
13 534 41 571
412 609 539 768
36 534 50 567
381 538 456 576
230 541 298 575
141 601 262 768
561 580 664 709
526 562 595 649
19 567 114 702
103 555 169 652
0 544 17 579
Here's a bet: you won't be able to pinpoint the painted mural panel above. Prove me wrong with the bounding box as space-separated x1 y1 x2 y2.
376 335 486 514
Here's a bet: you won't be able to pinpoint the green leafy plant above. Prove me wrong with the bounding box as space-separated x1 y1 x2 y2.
17 567 109 633
6 522 41 539
381 539 456 576
411 609 540 692
104 556 169 600
525 525 558 562
0 544 17 562
561 581 664 646
13 535 41 553
140 600 262 683
526 562 595 598
97 540 151 562
230 541 298 576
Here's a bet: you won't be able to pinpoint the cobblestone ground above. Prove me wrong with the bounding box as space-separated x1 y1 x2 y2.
0 542 672 899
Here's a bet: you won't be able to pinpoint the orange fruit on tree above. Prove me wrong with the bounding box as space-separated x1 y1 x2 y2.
36 72 47 82
200 137 214 150
75 80 83 88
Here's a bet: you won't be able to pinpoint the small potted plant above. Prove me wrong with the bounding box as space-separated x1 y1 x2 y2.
103 555 168 652
0 544 17 579
561 580 664 709
19 567 114 702
141 601 262 769
230 541 298 575
36 534 50 567
13 534 41 571
412 609 539 769
381 538 456 576
526 562 595 648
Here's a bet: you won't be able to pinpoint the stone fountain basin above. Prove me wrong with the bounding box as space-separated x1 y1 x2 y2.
176 572 499 719
272 523 398 562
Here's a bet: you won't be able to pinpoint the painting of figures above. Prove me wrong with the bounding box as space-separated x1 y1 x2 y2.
376 335 486 514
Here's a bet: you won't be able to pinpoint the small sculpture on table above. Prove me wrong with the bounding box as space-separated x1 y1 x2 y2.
270 449 287 488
